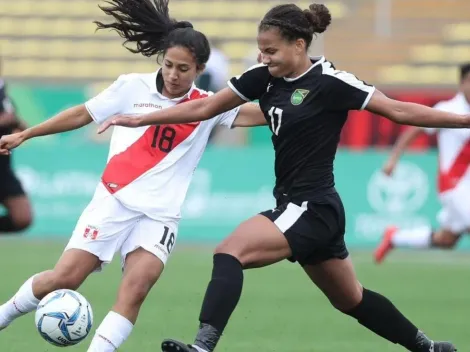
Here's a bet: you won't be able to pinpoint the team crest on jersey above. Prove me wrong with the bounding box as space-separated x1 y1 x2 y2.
291 89 309 105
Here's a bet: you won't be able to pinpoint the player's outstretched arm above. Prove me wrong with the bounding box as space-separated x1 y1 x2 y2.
23 104 93 139
0 105 93 155
382 126 423 176
232 103 267 127
365 90 470 128
98 88 245 133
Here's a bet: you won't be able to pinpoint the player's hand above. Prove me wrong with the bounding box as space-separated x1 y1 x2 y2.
382 159 396 176
0 132 26 155
97 114 143 134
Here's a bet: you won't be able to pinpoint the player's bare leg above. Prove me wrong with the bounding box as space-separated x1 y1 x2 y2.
0 249 100 330
0 195 32 233
88 247 164 352
374 226 462 263
429 230 461 248
162 215 292 352
304 257 457 351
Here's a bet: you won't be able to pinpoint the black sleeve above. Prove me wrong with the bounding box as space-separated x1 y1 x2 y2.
319 69 375 111
0 80 13 114
227 64 271 101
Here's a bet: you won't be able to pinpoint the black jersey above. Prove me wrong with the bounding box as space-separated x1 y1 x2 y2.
228 56 375 201
0 79 15 168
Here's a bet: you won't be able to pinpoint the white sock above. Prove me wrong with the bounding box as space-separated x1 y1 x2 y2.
391 226 433 248
0 274 40 328
87 311 133 352
192 345 209 352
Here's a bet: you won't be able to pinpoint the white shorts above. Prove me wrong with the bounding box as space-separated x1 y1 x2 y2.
65 189 178 271
437 182 470 234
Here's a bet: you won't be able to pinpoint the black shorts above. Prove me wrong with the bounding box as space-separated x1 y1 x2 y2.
0 168 25 202
260 192 348 266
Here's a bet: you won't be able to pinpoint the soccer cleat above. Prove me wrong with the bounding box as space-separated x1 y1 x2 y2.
161 339 207 352
374 226 397 264
433 341 457 352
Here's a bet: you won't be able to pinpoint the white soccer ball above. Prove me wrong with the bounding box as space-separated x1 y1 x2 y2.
35 289 93 347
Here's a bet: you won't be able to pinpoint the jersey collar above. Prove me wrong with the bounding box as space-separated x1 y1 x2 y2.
283 56 325 82
148 69 196 102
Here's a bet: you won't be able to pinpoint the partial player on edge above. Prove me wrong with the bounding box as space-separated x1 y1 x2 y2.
375 62 470 263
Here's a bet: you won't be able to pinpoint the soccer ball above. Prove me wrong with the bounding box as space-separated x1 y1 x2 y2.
35 289 93 347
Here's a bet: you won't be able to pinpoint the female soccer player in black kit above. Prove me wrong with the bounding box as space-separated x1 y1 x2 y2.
0 78 32 234
98 3 462 352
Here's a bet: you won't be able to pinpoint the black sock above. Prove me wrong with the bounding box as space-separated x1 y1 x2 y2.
0 215 16 232
345 288 432 352
194 253 243 351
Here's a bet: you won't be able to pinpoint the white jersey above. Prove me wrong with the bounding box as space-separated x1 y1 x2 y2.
423 93 470 193
84 70 239 222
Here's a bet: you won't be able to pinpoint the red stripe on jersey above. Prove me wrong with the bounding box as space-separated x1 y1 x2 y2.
102 89 208 194
438 139 470 193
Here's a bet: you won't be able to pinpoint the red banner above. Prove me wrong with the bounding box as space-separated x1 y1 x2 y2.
340 91 455 150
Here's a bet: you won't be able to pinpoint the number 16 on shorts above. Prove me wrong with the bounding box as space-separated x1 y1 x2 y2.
156 225 176 257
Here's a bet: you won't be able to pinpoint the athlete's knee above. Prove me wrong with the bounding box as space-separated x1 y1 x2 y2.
11 214 32 231
51 260 94 290
432 230 459 249
329 282 363 312
32 269 84 299
215 242 239 257
214 242 247 268
118 274 155 307
119 253 163 307
49 269 84 290
7 198 33 231
0 213 31 232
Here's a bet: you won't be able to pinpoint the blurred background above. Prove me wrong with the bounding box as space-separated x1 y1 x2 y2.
1 0 470 245
0 1 469 351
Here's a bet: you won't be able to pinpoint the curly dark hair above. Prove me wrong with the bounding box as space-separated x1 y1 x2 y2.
259 3 332 49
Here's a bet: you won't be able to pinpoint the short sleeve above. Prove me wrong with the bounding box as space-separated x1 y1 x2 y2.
85 75 133 124
227 64 270 102
320 66 376 111
215 106 241 129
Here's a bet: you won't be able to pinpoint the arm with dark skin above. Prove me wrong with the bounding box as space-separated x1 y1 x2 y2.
96 88 470 133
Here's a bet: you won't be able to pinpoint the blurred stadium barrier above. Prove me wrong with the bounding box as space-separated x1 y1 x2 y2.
1 0 470 87
11 140 470 249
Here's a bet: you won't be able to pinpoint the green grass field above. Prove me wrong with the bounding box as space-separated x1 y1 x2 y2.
0 239 468 351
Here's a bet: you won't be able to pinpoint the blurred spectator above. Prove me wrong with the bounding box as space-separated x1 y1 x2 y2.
202 38 247 146
0 59 33 234
196 38 229 93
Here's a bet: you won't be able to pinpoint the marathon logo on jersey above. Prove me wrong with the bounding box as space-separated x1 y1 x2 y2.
133 103 163 109
83 226 99 240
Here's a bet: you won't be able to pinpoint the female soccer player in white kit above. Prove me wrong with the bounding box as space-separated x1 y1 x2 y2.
375 63 470 263
0 0 265 350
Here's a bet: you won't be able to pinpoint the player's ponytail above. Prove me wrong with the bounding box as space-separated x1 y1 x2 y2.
94 0 210 67
303 4 331 34
259 3 332 49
